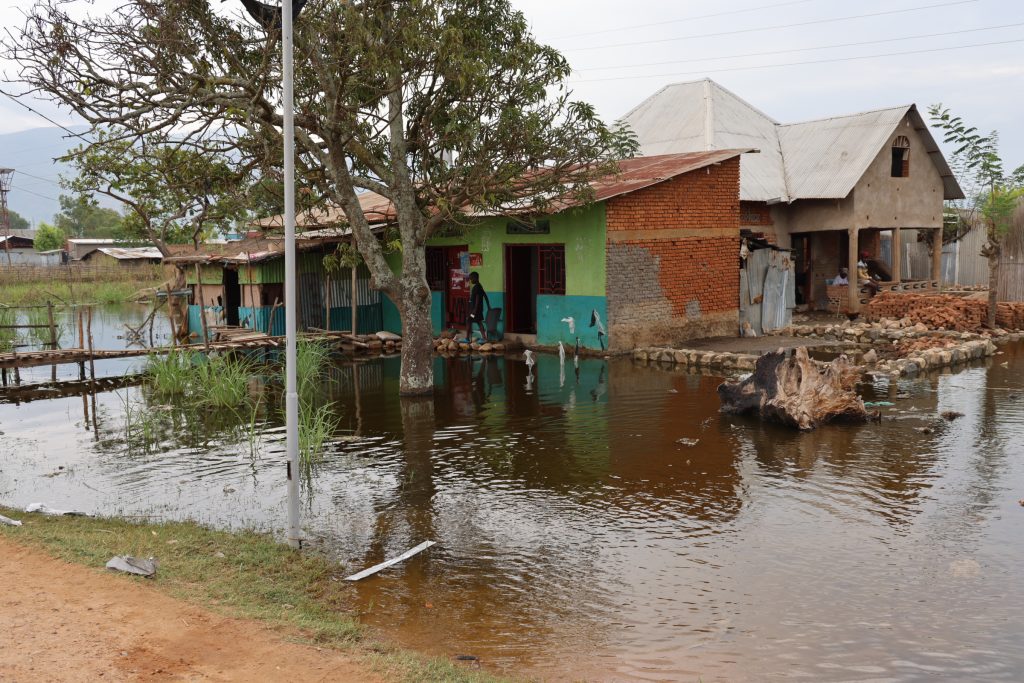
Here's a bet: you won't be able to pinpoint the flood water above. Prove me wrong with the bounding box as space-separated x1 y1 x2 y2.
2 305 1024 681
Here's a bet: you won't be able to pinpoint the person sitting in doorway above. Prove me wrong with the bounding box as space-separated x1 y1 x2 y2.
465 271 490 343
833 267 849 286
857 251 880 297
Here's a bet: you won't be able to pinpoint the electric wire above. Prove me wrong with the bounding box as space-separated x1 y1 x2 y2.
562 0 982 53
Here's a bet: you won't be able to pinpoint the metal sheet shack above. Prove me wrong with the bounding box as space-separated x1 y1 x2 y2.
165 232 380 341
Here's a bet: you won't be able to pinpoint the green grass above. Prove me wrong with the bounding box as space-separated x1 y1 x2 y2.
0 509 509 683
1 278 163 307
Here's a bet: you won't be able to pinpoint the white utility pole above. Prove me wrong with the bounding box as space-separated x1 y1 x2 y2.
282 0 301 549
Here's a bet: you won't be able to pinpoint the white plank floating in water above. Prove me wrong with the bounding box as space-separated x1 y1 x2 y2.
344 540 436 581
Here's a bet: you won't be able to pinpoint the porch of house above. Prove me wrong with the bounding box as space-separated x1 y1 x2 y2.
792 226 943 315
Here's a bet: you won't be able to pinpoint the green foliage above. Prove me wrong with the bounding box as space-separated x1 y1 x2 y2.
53 194 123 239
6 209 30 231
146 350 253 409
0 308 15 352
63 131 251 249
33 222 65 252
293 340 340 464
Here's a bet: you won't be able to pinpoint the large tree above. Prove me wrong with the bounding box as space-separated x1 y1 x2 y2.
53 193 124 238
5 0 635 394
6 209 30 231
929 105 1024 327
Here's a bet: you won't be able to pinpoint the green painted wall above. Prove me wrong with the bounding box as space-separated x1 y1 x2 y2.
425 203 606 296
184 263 224 285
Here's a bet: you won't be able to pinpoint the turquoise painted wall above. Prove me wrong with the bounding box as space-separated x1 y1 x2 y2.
537 295 607 349
187 304 224 341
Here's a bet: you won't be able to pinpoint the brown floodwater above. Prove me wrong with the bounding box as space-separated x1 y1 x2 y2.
1 308 1023 681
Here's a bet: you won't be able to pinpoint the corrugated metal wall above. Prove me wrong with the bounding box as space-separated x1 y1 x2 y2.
739 248 794 335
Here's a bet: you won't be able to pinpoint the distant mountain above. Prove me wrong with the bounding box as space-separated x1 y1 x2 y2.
0 125 93 226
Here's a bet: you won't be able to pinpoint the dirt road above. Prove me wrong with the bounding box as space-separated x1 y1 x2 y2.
0 537 378 682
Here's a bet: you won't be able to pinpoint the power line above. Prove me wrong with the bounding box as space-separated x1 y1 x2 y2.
0 91 92 144
563 0 981 52
9 183 60 202
9 170 63 188
571 37 1024 82
554 0 819 40
574 22 1024 72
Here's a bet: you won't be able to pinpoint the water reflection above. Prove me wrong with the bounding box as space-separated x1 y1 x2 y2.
2 322 1024 681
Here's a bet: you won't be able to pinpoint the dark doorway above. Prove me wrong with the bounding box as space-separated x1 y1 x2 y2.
224 268 241 326
505 245 538 334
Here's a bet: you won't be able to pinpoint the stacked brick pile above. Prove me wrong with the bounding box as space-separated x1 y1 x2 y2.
865 292 1024 332
864 293 986 331
996 302 1024 330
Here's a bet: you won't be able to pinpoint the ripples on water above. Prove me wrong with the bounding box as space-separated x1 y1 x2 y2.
2 320 1024 681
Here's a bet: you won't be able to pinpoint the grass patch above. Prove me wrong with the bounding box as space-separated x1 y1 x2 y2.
1 279 163 307
0 508 509 683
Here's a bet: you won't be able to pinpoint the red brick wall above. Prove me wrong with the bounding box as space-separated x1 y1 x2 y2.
740 201 773 227
605 157 741 349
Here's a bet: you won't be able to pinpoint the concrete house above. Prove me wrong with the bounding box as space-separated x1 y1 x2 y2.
622 79 965 313
401 150 748 351
242 150 749 351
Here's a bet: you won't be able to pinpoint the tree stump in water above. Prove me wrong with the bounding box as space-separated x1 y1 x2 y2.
717 347 867 430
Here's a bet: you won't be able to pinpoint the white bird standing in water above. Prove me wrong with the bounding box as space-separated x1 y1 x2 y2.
558 341 566 364
524 349 535 371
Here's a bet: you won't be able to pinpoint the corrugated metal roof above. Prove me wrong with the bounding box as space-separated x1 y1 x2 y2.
621 80 786 201
95 247 164 260
621 78 964 202
66 238 118 245
250 150 748 226
587 149 751 204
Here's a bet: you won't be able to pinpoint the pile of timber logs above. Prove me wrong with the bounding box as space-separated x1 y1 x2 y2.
717 347 868 431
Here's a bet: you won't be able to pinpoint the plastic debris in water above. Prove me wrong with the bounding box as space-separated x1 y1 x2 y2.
560 317 575 334
676 438 700 447
106 556 158 578
25 503 88 516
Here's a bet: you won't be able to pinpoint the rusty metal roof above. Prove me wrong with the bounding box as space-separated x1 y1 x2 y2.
587 150 751 203
250 191 395 230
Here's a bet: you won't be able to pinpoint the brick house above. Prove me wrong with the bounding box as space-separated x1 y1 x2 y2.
622 79 964 314
380 150 748 351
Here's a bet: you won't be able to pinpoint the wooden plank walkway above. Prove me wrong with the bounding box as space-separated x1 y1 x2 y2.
0 330 366 371
0 374 145 404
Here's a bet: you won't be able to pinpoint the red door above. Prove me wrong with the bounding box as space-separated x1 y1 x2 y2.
445 246 469 328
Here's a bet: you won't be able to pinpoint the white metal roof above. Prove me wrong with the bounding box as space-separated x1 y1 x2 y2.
621 78 964 202
95 246 164 260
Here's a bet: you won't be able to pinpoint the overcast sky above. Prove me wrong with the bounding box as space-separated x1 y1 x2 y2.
2 0 1022 163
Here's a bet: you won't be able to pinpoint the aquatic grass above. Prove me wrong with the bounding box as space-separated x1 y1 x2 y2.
194 354 254 409
299 402 339 465
146 349 198 396
0 511 509 683
0 308 15 351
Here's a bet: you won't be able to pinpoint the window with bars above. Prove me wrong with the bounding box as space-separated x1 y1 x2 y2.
426 247 446 291
538 245 566 295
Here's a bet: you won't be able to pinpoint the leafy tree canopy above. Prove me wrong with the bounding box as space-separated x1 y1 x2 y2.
5 209 30 231
33 222 65 251
53 194 124 239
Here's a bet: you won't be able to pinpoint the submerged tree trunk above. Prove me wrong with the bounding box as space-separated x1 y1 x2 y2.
396 279 434 396
718 347 868 430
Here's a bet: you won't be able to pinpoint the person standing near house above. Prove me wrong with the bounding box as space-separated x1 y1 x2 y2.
833 267 849 286
466 272 490 342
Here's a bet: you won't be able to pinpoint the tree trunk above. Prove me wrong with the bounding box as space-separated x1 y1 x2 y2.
397 281 434 395
987 247 999 329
